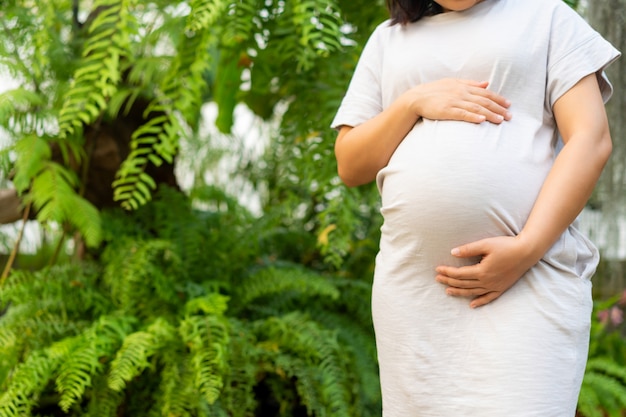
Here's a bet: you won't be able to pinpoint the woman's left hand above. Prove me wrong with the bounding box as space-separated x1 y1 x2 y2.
435 236 540 308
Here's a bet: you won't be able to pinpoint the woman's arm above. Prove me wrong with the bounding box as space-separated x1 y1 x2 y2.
435 73 612 308
335 79 512 187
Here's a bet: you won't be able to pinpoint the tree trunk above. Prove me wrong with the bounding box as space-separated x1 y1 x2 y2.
0 189 22 224
587 0 626 296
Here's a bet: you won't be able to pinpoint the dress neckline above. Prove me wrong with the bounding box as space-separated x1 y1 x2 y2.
421 0 499 24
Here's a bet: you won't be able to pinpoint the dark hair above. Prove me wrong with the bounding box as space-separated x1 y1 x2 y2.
385 0 444 25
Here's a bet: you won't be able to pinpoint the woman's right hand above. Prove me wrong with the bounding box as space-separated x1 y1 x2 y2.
405 79 512 124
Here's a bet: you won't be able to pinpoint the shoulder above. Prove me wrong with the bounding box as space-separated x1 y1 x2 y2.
358 19 401 53
368 19 395 42
497 0 573 19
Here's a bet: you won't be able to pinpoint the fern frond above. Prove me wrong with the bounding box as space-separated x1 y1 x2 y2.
186 0 228 33
11 134 51 193
577 382 604 417
83 376 124 417
0 350 61 417
256 312 355 416
216 319 258 417
184 293 230 316
578 357 626 417
114 2 217 210
235 266 340 309
0 88 45 128
222 0 258 47
55 315 134 412
273 353 325 414
150 347 197 417
55 339 101 412
179 313 230 404
29 1 56 81
2 265 111 320
587 357 626 384
124 55 171 90
57 0 136 139
107 318 175 391
274 0 343 72
305 306 379 405
580 372 626 415
26 161 102 247
102 239 181 316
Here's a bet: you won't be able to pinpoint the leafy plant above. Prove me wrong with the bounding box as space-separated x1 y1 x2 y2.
578 291 626 417
0 0 349 246
0 187 381 417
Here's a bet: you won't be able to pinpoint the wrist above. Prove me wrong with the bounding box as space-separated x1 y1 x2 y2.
401 87 424 120
514 232 547 266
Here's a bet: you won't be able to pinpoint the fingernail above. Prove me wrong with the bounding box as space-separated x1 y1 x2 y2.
496 114 504 122
451 248 460 256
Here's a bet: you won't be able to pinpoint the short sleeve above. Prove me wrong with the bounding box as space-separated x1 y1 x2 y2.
546 2 621 109
330 23 387 130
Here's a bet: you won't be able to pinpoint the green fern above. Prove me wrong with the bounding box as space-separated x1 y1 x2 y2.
180 309 230 404
186 0 229 33
0 88 45 128
0 187 381 416
214 319 259 417
113 0 221 210
149 348 198 417
289 0 343 71
234 266 340 308
256 312 356 416
57 0 135 140
222 0 258 47
55 315 134 412
579 357 626 417
102 238 182 316
27 162 102 247
0 350 61 417
83 377 125 417
11 134 51 193
56 339 102 412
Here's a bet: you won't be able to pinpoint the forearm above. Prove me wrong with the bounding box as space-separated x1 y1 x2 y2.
517 132 611 260
334 93 418 187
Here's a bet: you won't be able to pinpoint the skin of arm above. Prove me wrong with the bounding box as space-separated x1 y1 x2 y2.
435 73 613 308
334 79 512 187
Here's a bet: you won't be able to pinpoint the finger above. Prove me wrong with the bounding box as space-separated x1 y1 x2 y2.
445 286 489 297
471 96 513 122
454 100 508 125
435 274 480 288
470 291 501 308
458 79 490 89
451 241 489 258
469 86 512 109
459 96 512 124
445 107 487 124
435 263 481 279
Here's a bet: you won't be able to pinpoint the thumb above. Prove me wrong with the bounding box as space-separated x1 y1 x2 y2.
451 240 488 258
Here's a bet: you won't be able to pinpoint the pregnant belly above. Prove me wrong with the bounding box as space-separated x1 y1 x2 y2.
376 120 551 260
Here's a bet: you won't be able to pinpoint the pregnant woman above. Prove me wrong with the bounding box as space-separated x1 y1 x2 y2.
332 0 620 415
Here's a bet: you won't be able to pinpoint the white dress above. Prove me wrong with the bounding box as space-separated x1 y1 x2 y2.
331 1 620 416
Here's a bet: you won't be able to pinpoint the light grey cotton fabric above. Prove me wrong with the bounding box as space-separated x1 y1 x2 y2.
331 0 620 416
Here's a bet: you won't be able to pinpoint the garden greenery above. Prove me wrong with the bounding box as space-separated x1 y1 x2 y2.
0 186 381 416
